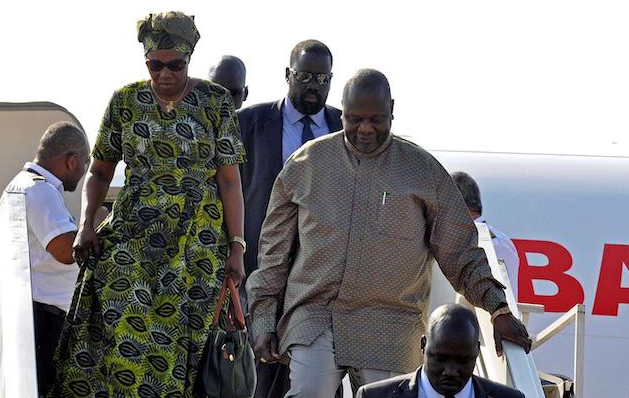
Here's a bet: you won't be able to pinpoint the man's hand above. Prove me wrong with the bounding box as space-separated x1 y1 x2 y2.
493 313 532 356
254 332 281 364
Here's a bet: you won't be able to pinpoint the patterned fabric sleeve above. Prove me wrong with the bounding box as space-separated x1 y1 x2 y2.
214 92 245 167
93 90 123 163
426 158 507 314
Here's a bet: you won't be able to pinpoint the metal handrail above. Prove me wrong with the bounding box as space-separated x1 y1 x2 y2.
519 303 586 398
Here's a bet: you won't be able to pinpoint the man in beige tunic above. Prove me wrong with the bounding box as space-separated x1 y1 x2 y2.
247 69 531 398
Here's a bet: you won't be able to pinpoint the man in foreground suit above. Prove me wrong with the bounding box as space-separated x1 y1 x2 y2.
357 304 525 398
238 39 342 398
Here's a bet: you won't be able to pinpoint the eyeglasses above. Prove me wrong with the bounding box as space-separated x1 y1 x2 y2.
146 58 188 72
289 69 333 85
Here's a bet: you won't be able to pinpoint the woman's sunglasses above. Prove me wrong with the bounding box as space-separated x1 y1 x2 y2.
146 59 188 72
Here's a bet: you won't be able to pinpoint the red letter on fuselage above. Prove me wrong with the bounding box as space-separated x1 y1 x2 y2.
512 239 584 312
592 244 629 316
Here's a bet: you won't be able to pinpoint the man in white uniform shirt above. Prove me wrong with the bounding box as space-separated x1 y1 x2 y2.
451 171 520 300
356 304 524 398
2 121 90 395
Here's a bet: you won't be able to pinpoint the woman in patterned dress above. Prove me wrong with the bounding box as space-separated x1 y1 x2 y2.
48 11 246 398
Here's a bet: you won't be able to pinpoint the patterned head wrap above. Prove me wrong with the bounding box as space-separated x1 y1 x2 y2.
137 11 200 56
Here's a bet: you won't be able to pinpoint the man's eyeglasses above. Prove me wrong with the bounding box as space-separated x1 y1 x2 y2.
289 69 333 85
146 59 188 72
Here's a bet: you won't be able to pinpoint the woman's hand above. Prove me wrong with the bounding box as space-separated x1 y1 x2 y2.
224 246 246 287
73 223 101 265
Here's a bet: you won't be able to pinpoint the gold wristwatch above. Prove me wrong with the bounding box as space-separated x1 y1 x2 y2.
490 305 512 323
229 236 246 253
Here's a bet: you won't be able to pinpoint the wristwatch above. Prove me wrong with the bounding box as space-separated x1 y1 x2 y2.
490 304 512 323
230 236 246 253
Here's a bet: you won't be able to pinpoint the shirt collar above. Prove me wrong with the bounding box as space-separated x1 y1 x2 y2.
343 131 392 158
283 97 326 128
420 368 474 398
24 162 64 193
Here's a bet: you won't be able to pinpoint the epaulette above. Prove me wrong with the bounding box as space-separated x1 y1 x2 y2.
23 167 47 182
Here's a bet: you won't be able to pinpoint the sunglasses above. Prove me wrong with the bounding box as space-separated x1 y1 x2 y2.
146 58 188 72
289 69 333 85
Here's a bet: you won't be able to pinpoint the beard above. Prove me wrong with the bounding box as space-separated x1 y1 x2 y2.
291 91 324 115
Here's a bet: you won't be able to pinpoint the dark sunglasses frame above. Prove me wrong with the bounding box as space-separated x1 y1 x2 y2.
289 68 333 85
146 58 188 72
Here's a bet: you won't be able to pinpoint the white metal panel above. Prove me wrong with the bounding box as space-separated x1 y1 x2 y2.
475 223 545 398
0 192 38 398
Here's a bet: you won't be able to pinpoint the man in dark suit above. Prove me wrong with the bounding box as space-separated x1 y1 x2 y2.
357 304 524 398
238 39 342 398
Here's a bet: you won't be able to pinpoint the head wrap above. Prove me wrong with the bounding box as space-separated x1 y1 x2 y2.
137 11 200 56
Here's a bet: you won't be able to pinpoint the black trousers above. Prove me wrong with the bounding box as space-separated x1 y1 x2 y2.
33 302 65 397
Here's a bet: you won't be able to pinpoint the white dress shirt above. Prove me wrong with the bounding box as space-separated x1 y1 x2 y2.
4 162 79 312
419 368 475 398
281 97 330 163
475 216 520 300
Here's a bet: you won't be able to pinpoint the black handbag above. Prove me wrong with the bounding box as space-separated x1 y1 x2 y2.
197 277 257 398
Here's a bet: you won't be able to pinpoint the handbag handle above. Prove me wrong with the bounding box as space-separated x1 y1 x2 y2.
211 276 246 330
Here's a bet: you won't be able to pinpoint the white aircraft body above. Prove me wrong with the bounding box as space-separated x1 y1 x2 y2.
432 149 629 398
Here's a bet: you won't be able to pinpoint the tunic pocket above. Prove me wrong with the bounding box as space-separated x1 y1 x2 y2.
376 192 423 241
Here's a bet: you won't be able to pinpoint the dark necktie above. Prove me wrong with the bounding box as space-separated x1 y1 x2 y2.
300 116 315 144
444 395 456 398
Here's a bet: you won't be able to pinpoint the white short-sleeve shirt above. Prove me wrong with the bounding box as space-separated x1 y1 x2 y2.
4 162 79 312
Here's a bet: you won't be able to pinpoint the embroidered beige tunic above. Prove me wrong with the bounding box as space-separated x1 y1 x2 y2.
247 131 507 373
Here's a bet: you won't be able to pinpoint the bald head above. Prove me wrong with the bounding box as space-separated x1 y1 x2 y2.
341 69 394 154
426 304 480 341
342 68 391 105
208 55 248 109
422 304 481 396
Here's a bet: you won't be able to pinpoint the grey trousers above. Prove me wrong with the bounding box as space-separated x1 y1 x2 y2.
285 329 402 398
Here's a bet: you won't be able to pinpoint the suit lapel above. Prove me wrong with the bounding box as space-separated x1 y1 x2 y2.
472 375 491 398
324 105 343 132
394 369 420 398
261 99 284 176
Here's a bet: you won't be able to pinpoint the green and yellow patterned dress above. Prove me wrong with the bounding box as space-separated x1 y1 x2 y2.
49 80 245 398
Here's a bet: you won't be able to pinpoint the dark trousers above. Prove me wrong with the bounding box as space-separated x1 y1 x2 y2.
33 302 65 397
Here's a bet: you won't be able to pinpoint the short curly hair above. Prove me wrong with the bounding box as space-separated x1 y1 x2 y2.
36 121 88 161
